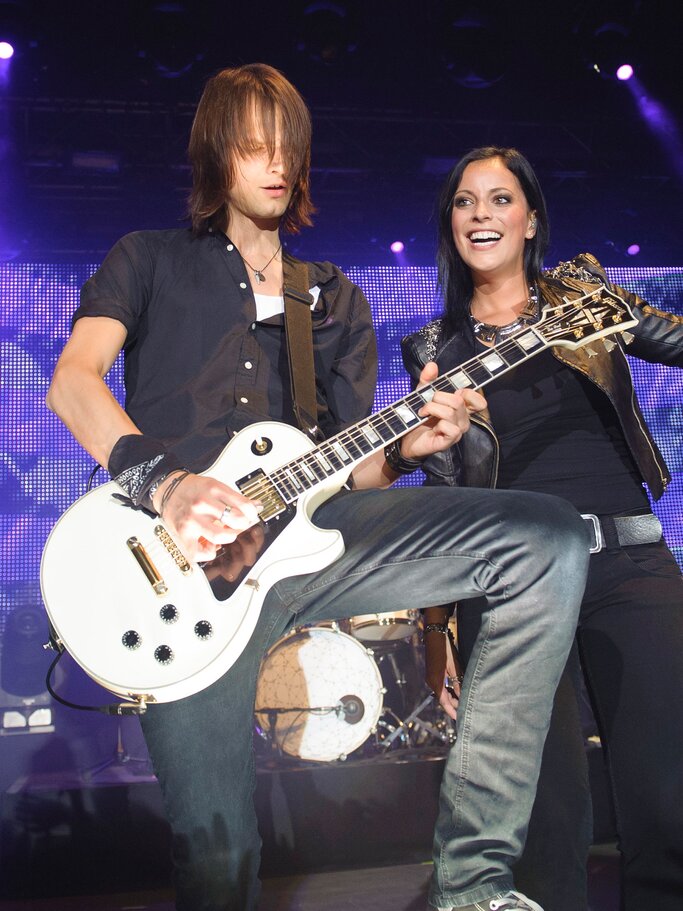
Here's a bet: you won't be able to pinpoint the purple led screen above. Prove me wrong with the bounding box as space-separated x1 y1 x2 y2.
1 263 682 639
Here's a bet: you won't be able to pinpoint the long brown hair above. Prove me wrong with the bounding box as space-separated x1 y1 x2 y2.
188 63 315 234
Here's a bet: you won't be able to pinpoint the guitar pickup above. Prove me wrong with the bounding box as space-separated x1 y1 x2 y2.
237 469 287 521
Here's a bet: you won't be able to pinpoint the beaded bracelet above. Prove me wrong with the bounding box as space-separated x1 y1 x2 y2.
158 469 192 518
423 622 449 637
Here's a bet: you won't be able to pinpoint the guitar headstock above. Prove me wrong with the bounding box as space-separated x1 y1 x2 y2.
537 285 638 351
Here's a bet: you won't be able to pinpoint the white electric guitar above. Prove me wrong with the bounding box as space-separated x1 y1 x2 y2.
41 286 637 706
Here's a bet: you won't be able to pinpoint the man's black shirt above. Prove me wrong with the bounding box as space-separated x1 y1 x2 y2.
75 228 377 471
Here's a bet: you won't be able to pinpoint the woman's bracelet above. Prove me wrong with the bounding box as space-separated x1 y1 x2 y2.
423 622 449 637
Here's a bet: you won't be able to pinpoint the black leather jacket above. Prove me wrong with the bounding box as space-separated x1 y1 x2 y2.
401 254 683 500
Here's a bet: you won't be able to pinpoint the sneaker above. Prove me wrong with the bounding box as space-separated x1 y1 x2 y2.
443 891 544 911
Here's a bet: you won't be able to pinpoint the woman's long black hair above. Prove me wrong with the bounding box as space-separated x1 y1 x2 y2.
437 147 550 334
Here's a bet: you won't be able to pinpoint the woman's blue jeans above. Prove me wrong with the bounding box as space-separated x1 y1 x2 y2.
139 485 589 910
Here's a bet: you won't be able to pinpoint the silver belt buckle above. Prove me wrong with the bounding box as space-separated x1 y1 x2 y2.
581 513 604 554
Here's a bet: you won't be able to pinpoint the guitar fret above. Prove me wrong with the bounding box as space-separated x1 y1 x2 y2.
330 439 352 462
395 402 420 426
302 454 328 481
496 338 532 365
283 467 302 490
461 362 491 386
289 461 312 489
383 411 410 435
270 472 297 501
349 431 373 455
516 329 543 351
319 445 346 471
446 369 474 389
360 424 381 445
295 459 317 483
313 451 333 473
368 414 396 442
480 350 507 372
340 434 366 459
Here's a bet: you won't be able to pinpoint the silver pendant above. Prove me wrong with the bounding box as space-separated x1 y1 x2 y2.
254 270 265 284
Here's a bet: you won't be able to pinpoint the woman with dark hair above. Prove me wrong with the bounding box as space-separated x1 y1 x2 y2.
402 146 683 911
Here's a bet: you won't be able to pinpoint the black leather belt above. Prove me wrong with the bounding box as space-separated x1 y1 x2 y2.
581 512 663 554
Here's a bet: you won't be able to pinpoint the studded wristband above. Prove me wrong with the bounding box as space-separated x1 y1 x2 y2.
383 439 424 476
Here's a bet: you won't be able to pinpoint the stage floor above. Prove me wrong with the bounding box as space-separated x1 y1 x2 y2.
0 849 620 910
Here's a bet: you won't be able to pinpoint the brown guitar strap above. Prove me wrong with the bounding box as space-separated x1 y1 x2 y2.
282 255 321 441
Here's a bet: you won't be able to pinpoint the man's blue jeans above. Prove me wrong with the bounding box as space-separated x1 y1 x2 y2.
139 485 589 910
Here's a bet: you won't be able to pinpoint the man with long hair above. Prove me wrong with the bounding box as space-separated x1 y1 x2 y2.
47 67 589 911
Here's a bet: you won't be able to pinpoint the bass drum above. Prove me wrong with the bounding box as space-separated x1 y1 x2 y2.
349 609 420 642
255 626 384 762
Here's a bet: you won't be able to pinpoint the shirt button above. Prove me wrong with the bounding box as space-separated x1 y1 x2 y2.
251 323 256 330
226 244 234 251
239 282 247 289
244 361 253 369
240 396 249 404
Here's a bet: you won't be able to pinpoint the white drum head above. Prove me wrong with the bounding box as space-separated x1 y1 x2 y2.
255 627 383 762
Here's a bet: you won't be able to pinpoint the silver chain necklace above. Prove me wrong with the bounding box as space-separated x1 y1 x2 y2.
470 285 540 345
241 243 282 284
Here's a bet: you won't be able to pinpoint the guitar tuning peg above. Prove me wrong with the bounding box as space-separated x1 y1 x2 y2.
621 331 635 345
584 347 598 357
602 338 616 353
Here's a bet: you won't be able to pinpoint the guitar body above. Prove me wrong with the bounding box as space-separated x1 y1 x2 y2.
40 422 347 704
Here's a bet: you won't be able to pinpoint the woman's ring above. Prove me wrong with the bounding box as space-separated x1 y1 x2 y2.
221 505 232 524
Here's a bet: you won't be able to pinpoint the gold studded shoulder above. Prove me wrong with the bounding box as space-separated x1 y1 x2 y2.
543 253 604 285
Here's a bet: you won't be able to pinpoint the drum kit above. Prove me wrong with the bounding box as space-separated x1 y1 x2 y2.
254 610 456 763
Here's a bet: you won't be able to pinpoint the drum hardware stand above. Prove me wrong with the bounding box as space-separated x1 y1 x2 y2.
373 645 411 717
376 649 407 688
379 690 456 750
375 712 409 747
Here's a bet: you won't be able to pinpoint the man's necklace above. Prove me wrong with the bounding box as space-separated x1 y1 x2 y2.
241 244 282 284
470 285 540 345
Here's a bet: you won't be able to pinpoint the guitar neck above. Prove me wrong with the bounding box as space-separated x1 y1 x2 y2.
266 323 550 506
257 284 636 512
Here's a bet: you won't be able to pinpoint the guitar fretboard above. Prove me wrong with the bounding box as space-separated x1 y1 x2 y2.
253 286 633 510
268 324 550 505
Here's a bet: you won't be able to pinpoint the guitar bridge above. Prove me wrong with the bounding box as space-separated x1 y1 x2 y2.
154 525 192 574
237 470 287 521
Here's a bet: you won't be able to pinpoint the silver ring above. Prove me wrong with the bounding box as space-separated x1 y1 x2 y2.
221 505 232 524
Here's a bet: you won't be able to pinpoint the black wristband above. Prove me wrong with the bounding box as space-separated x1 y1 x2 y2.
108 434 183 512
384 439 424 475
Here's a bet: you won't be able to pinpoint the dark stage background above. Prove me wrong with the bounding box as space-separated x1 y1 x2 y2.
0 0 682 868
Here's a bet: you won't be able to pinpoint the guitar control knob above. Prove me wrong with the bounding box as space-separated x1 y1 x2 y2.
194 620 213 639
160 604 178 623
122 630 141 650
154 644 174 665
